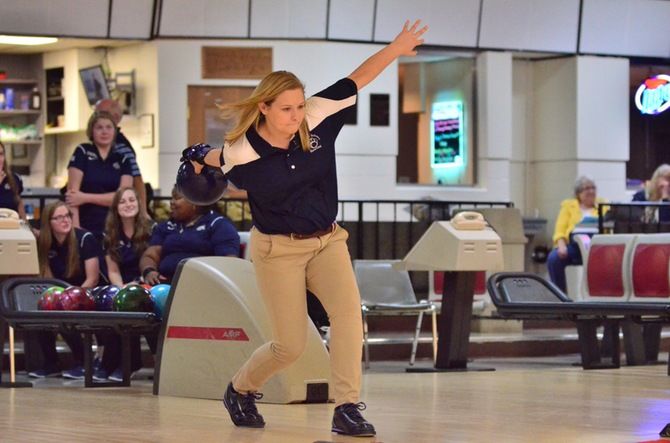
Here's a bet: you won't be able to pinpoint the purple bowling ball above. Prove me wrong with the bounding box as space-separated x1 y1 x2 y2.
94 285 120 311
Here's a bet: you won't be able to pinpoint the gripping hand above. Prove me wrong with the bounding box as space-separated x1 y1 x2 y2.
180 143 213 165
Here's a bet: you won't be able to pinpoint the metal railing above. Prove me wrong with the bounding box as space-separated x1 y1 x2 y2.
598 202 670 234
22 193 512 261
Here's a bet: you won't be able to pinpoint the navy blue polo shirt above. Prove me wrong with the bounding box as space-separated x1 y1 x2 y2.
223 77 357 235
149 211 240 282
0 172 23 212
67 142 133 235
106 230 148 283
47 228 101 287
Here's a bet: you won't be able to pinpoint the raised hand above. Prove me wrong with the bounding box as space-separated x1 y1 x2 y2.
391 20 429 57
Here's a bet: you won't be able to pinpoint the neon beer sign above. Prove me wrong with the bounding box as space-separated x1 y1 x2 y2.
635 74 670 115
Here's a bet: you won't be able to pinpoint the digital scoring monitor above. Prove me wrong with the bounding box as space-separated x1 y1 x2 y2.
79 65 110 106
431 101 463 168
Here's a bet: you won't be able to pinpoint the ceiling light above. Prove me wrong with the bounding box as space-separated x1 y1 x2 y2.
0 35 58 46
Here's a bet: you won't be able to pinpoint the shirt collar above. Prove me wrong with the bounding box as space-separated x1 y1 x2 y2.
246 127 301 156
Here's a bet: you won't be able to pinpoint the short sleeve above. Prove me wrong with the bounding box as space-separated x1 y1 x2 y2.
13 173 23 194
119 153 134 177
116 142 141 177
307 77 357 135
209 216 240 257
149 221 170 246
79 230 102 260
68 144 89 172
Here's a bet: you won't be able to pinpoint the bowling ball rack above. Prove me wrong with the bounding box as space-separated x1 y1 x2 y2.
0 277 161 388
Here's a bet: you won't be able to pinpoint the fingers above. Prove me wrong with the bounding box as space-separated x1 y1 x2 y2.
191 161 204 175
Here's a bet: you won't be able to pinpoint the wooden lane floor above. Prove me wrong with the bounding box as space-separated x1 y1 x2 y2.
1 356 669 443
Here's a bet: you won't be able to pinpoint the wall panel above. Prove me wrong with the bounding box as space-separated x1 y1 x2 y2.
580 0 670 58
479 0 580 53
110 0 154 39
328 0 375 41
250 0 327 39
160 0 248 37
374 0 480 48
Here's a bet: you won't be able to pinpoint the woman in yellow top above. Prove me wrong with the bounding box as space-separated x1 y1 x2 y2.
548 176 606 293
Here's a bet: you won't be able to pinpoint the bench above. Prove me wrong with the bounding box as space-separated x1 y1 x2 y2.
0 277 161 387
487 272 670 374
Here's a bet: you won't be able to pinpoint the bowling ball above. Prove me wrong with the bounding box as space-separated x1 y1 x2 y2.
176 161 227 206
114 284 154 313
37 286 64 311
60 286 95 311
149 284 171 318
93 285 120 311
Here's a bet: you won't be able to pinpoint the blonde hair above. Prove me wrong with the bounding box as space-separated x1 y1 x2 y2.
646 164 670 202
220 71 311 151
85 110 117 142
37 202 80 280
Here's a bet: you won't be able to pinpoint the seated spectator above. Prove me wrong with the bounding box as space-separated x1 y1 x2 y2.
547 176 607 294
633 163 670 223
28 202 101 379
0 141 26 219
95 187 154 382
104 187 153 286
139 185 240 285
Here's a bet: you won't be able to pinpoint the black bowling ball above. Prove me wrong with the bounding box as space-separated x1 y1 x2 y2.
176 161 228 206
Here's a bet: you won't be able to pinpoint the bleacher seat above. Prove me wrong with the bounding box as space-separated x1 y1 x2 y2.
625 234 670 364
581 234 636 302
629 234 670 303
429 270 487 313
565 234 592 301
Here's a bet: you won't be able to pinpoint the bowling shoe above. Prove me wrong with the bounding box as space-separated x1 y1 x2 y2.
331 402 376 437
108 368 139 382
222 382 265 428
93 368 109 381
62 365 85 380
28 367 61 378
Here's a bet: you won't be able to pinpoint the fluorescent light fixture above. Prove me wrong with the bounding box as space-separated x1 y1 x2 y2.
0 35 58 46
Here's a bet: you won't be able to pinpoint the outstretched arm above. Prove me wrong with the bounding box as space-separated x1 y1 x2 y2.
348 19 428 91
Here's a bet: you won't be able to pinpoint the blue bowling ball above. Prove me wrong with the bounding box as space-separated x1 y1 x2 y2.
149 284 171 318
93 285 120 311
176 161 227 206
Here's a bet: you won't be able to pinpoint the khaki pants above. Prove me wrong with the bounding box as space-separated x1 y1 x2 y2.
232 224 362 406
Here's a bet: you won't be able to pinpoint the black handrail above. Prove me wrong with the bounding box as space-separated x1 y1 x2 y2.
21 192 512 261
598 201 670 234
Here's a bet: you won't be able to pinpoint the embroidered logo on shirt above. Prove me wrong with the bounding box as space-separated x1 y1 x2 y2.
113 162 120 170
86 151 98 161
196 225 206 231
3 183 9 190
308 134 322 152
48 250 57 259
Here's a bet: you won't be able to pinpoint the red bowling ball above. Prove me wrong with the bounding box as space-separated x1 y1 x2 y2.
37 286 65 311
59 286 95 311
